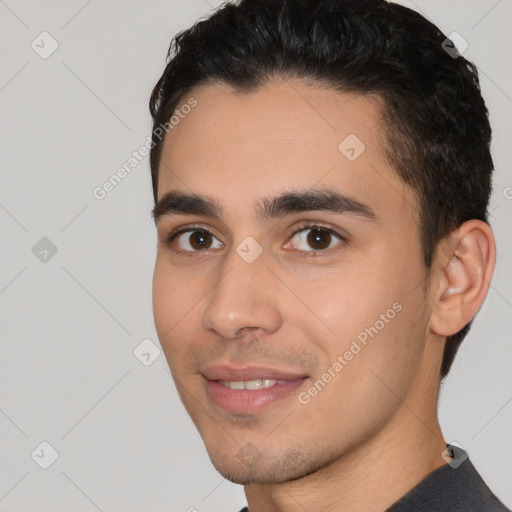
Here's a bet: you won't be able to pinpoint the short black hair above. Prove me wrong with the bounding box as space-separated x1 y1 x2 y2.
149 0 494 378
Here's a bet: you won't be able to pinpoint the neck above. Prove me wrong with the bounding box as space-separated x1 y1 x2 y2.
243 360 448 512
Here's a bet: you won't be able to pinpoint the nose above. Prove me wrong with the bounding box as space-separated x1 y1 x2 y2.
200 245 283 340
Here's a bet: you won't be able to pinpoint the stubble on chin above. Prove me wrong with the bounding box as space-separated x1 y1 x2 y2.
207 442 341 485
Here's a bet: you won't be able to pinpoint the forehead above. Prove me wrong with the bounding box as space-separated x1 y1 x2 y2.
157 78 417 225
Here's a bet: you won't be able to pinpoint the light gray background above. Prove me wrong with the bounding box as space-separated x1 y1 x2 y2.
0 1 510 511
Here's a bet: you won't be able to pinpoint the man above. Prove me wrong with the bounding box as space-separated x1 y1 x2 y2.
149 0 509 510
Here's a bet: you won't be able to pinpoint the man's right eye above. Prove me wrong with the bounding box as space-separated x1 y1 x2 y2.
166 228 224 252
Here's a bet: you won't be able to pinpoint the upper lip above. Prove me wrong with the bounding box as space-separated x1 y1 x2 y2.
202 364 308 382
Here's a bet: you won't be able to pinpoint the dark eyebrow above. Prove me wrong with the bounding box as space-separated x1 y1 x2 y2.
255 187 378 223
152 187 378 224
152 190 221 223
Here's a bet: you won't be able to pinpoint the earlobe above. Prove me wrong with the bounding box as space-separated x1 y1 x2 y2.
429 220 496 337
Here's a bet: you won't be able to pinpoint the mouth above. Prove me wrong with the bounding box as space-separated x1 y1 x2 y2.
218 378 286 390
202 365 309 414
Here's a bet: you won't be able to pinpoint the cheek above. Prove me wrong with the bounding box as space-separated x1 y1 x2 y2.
152 258 173 337
294 287 428 440
301 261 427 375
299 268 398 350
152 259 197 361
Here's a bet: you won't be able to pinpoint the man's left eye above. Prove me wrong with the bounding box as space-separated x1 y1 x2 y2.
288 227 344 252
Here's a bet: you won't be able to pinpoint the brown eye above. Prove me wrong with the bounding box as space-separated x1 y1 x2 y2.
289 226 343 252
188 230 213 250
307 229 332 250
171 229 223 252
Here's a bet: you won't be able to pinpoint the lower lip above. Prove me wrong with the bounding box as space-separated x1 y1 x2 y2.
205 378 308 414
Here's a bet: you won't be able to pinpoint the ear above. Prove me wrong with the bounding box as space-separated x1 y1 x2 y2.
429 220 496 337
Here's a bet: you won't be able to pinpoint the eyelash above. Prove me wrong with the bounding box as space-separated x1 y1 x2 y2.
163 221 346 257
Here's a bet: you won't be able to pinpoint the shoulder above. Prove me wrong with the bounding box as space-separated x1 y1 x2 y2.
386 456 510 512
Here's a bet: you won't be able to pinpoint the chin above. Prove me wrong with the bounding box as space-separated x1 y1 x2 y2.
206 445 333 485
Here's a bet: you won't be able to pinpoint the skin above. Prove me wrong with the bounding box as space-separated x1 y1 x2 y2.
152 78 495 512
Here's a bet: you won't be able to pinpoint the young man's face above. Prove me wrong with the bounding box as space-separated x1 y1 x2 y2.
152 79 439 484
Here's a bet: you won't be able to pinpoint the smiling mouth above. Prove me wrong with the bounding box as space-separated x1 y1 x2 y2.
200 363 310 413
203 375 309 414
217 378 288 390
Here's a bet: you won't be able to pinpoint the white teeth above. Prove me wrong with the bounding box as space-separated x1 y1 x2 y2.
243 380 262 390
219 379 278 390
